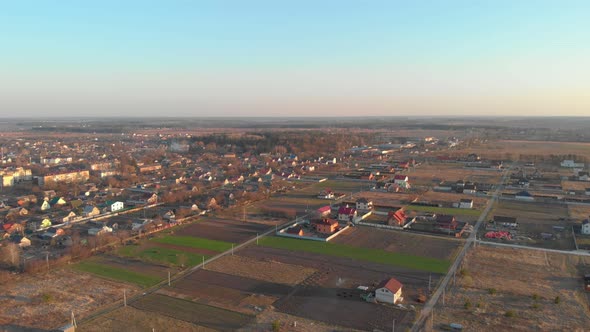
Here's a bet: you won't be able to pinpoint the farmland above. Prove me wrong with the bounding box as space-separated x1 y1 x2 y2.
131 293 255 332
432 246 590 331
153 235 234 251
259 236 451 273
78 306 213 332
74 260 162 288
334 227 461 261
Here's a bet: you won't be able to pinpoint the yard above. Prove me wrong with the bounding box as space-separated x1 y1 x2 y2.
405 205 482 217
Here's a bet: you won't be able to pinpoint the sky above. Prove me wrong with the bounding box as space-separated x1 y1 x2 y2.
1 0 589 117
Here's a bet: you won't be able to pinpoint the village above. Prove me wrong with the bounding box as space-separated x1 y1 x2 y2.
0 121 589 332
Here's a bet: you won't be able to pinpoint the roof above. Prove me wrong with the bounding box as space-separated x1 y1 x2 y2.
494 215 517 223
376 278 403 293
436 214 456 223
460 199 473 203
394 175 408 180
312 218 339 226
286 226 303 234
515 191 532 197
356 197 368 203
338 206 356 215
317 206 331 213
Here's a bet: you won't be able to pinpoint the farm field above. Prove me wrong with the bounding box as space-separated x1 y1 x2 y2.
333 227 461 261
131 293 255 332
408 163 502 186
176 217 270 243
259 236 451 273
568 205 590 221
562 180 590 192
118 245 210 267
238 245 434 331
205 254 316 285
433 246 590 331
78 306 213 332
0 269 139 330
419 190 489 208
456 140 590 161
74 259 162 288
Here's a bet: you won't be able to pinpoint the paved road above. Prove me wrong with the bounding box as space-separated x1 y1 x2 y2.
410 167 511 332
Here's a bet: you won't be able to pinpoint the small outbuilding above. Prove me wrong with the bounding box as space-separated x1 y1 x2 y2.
375 277 403 304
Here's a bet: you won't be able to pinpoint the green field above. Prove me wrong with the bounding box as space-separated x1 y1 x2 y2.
406 205 481 217
259 236 450 273
153 236 233 252
119 245 208 267
74 260 161 288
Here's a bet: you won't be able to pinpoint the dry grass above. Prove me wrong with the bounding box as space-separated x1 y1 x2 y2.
433 247 590 332
569 205 590 221
0 269 140 330
78 306 213 332
206 255 317 286
563 181 590 191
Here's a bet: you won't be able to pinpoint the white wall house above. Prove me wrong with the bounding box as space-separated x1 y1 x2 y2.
108 201 124 212
582 219 590 235
375 278 403 304
561 160 585 168
355 198 373 212
459 199 473 209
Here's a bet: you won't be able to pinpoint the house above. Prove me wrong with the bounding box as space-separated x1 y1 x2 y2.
311 218 339 234
285 225 303 236
493 215 518 229
40 218 52 229
393 175 409 188
49 197 67 206
337 205 357 222
375 278 403 304
458 199 473 209
561 160 585 168
82 205 101 217
40 200 51 211
355 198 373 212
586 188 590 196
462 183 476 195
17 236 31 248
582 219 590 235
387 208 406 226
62 211 77 223
88 225 113 236
163 210 176 221
515 191 534 201
318 190 335 199
41 227 64 239
106 201 124 212
317 205 332 217
579 172 590 181
435 214 457 230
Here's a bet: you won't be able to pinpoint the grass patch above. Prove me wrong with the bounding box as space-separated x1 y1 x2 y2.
406 205 481 217
259 236 450 273
153 236 233 252
118 245 208 267
74 261 160 288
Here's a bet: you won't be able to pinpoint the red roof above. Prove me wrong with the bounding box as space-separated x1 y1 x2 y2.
312 218 338 226
317 206 331 213
376 278 403 293
338 206 356 215
388 209 406 223
394 175 408 180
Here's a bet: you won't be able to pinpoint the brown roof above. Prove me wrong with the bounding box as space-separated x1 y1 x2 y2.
376 278 402 293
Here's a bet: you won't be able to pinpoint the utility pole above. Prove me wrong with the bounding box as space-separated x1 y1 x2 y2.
256 233 259 245
46 252 49 272
231 244 234 256
124 289 127 307
428 274 431 292
202 256 205 269
168 271 171 286
71 311 77 328
442 287 445 306
392 319 395 332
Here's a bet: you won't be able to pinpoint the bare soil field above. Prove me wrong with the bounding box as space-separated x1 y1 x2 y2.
245 309 362 331
333 227 461 261
78 306 212 332
178 217 270 243
206 255 317 286
0 269 139 330
562 180 590 191
569 205 590 221
433 246 590 332
131 293 255 332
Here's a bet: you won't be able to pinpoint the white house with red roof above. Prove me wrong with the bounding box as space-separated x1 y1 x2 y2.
317 205 332 217
375 278 403 304
337 205 357 222
393 175 410 188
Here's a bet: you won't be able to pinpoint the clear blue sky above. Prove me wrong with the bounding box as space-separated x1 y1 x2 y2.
1 1 589 117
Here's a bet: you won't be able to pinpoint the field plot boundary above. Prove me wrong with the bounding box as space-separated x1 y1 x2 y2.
132 293 255 331
259 236 450 273
74 260 161 288
153 235 234 251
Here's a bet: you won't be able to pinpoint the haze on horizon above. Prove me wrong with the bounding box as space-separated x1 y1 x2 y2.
1 1 589 117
